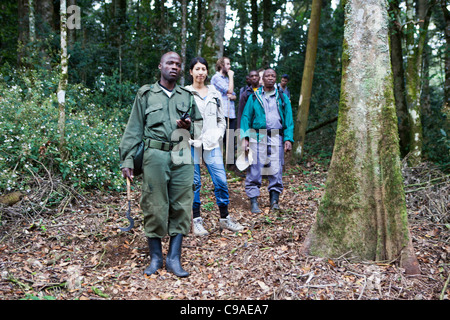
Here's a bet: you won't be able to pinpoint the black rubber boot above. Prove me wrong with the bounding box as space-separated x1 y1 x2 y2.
166 234 189 277
270 190 280 211
144 238 163 276
250 197 261 213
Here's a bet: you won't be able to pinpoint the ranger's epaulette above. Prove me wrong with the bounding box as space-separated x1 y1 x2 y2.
137 84 153 97
180 86 194 95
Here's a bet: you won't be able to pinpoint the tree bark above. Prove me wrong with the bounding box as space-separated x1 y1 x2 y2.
202 0 226 66
404 0 434 166
302 0 420 275
58 0 68 162
17 0 30 66
35 0 54 36
261 0 272 68
237 0 248 72
388 0 410 158
442 0 450 111
292 0 322 161
196 0 206 56
250 0 258 69
29 0 35 42
180 0 187 86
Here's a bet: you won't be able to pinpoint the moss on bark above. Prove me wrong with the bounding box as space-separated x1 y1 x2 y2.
303 0 419 274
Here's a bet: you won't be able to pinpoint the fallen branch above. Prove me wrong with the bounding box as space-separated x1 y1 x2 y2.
306 116 338 134
440 273 450 300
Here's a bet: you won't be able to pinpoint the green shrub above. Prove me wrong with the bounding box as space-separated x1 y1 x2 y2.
0 66 135 194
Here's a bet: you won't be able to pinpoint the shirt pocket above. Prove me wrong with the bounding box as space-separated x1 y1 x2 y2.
145 104 164 127
176 102 189 117
206 100 217 117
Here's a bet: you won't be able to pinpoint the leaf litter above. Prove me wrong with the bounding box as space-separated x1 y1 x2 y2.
0 158 448 300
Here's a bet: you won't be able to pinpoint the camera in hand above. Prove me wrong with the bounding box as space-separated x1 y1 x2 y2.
180 111 190 122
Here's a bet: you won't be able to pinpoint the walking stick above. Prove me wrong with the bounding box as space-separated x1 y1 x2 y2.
225 99 230 165
119 177 135 232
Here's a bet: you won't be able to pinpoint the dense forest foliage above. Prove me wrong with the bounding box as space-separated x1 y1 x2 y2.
0 0 448 195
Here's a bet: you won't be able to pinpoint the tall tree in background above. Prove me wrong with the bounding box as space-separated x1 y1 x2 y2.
237 0 249 72
442 0 450 111
404 0 435 166
180 0 187 85
17 0 30 66
35 0 54 43
250 0 258 69
58 0 69 161
293 0 322 160
196 0 206 56
261 0 273 68
202 0 226 66
389 0 410 157
302 0 420 275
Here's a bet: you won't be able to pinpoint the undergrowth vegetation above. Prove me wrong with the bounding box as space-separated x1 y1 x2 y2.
0 66 137 194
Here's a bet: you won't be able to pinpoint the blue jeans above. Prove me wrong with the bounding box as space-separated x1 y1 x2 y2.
192 146 229 211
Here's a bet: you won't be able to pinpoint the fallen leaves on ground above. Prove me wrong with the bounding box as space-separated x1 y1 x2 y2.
0 159 448 300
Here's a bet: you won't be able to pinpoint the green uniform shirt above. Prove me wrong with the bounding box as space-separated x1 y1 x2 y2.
119 81 202 238
119 82 201 169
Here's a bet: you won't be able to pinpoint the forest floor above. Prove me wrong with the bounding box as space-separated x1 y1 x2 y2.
0 155 448 302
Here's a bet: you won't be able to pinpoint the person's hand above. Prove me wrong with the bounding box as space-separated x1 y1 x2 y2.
176 117 191 130
121 167 134 182
227 69 234 78
242 139 249 152
284 141 292 153
227 93 236 101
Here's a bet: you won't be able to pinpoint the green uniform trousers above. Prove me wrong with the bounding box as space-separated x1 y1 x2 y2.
140 147 193 238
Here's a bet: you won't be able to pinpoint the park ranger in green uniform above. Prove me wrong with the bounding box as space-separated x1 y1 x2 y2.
119 52 201 277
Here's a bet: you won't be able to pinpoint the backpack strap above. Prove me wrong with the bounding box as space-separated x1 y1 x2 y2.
214 96 221 108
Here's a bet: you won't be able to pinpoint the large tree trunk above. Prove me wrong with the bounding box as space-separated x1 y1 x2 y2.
293 0 322 161
302 0 420 275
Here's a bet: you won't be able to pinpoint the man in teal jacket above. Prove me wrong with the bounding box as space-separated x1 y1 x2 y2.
240 68 294 213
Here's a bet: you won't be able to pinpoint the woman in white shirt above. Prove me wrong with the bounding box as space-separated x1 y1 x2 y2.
185 57 243 236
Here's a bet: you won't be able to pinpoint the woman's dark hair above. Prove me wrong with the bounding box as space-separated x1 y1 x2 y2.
189 57 209 71
188 57 209 84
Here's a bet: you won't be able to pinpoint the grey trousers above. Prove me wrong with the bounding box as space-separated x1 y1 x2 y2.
245 134 284 198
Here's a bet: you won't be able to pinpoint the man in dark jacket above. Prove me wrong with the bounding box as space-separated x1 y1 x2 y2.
237 70 261 129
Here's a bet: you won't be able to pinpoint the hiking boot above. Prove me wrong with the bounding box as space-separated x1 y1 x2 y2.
250 197 261 213
270 190 280 211
192 217 209 236
219 216 244 232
